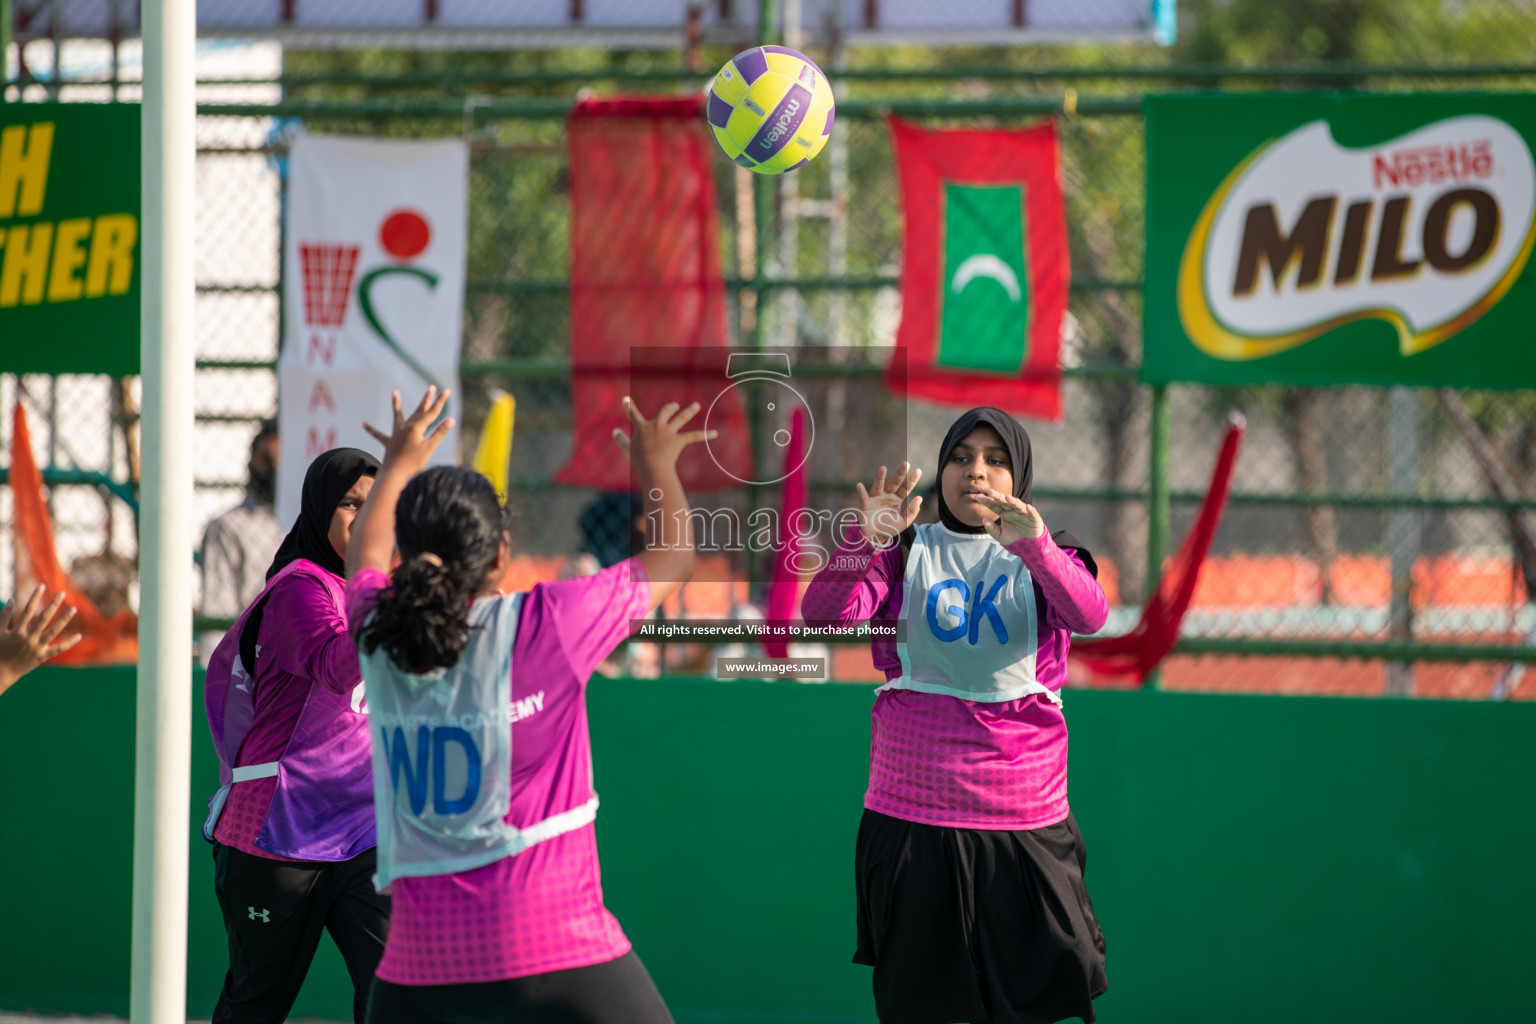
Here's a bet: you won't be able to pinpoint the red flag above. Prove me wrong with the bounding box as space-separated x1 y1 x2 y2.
887 116 1069 420
1071 415 1246 684
764 407 808 659
557 96 751 491
9 404 137 665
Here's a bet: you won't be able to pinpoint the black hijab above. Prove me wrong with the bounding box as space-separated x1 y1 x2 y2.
927 407 1096 578
265 447 381 581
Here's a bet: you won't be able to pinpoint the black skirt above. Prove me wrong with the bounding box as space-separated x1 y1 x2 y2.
854 809 1107 1024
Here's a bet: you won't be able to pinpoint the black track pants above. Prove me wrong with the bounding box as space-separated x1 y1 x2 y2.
212 843 390 1024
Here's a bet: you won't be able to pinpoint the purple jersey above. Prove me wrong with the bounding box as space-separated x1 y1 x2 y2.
204 559 374 860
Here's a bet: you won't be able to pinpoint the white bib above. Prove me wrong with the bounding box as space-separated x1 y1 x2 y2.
889 523 1058 705
361 592 597 892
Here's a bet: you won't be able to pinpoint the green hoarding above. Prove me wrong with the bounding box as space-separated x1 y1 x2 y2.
1144 93 1536 387
0 103 140 376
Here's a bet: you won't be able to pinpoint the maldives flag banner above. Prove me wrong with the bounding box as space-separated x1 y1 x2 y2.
887 117 1069 420
556 96 751 492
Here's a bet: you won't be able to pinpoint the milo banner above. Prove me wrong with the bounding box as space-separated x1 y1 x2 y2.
0 104 140 376
278 135 468 528
1144 93 1536 387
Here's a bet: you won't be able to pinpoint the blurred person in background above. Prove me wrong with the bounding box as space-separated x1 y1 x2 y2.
0 584 82 698
200 419 285 666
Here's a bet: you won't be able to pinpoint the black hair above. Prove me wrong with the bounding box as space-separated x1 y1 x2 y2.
359 466 507 671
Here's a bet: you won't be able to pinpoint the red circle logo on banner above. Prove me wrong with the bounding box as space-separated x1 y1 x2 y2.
380 209 431 260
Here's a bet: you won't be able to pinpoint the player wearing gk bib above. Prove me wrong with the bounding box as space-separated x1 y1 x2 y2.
803 408 1110 1024
202 447 388 1024
345 387 713 1024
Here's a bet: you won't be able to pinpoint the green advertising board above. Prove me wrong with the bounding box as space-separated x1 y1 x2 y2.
1144 93 1536 387
0 103 140 376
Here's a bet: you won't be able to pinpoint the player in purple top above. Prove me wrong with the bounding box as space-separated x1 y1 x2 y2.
803 407 1110 1024
346 387 710 1024
203 446 388 1024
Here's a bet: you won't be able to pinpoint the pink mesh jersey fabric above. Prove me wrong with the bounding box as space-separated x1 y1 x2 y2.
803 527 1106 829
347 560 651 985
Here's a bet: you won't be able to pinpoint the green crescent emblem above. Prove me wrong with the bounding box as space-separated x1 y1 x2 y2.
357 266 444 389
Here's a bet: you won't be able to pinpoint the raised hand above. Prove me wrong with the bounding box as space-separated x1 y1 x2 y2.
855 462 923 548
975 487 1045 547
363 386 455 474
611 397 717 475
0 584 83 695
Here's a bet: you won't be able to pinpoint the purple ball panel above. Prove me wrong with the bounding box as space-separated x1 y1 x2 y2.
787 157 809 172
734 153 759 168
798 64 817 87
733 47 769 85
822 106 835 137
707 92 735 130
762 45 810 59
744 82 813 162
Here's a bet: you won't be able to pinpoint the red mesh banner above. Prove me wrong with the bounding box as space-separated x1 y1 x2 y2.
1071 415 1246 685
556 96 750 492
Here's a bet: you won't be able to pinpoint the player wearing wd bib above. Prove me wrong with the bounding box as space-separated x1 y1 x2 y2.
360 591 599 892
346 387 710 1024
804 408 1110 1024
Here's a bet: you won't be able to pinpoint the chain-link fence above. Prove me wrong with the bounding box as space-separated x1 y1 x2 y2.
5 3 1536 695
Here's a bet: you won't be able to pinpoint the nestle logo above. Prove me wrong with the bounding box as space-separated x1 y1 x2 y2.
758 99 802 150
1373 140 1493 189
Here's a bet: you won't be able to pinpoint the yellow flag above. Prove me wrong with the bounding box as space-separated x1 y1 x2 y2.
472 391 515 503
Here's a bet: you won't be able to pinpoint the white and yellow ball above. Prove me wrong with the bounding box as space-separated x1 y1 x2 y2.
706 46 835 175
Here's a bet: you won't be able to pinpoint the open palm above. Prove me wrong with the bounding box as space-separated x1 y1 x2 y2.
856 462 923 547
975 487 1045 547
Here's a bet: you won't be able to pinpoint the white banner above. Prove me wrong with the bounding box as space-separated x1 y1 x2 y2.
278 135 468 529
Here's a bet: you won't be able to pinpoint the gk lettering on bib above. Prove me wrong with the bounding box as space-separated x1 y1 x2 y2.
891 523 1056 704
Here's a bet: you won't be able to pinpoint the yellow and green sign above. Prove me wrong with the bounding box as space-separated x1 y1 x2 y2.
0 104 140 375
1144 93 1536 387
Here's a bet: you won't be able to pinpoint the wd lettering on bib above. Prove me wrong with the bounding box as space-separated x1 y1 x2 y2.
924 575 1010 645
381 725 482 817
362 591 600 892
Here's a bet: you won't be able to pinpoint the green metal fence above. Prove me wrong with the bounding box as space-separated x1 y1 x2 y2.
5 9 1536 696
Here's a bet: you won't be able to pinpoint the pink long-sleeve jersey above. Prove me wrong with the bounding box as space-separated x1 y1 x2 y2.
802 525 1107 829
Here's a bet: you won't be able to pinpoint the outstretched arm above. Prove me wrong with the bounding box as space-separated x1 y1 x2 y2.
346 387 455 579
801 528 904 627
802 462 920 627
610 397 716 612
0 585 82 697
